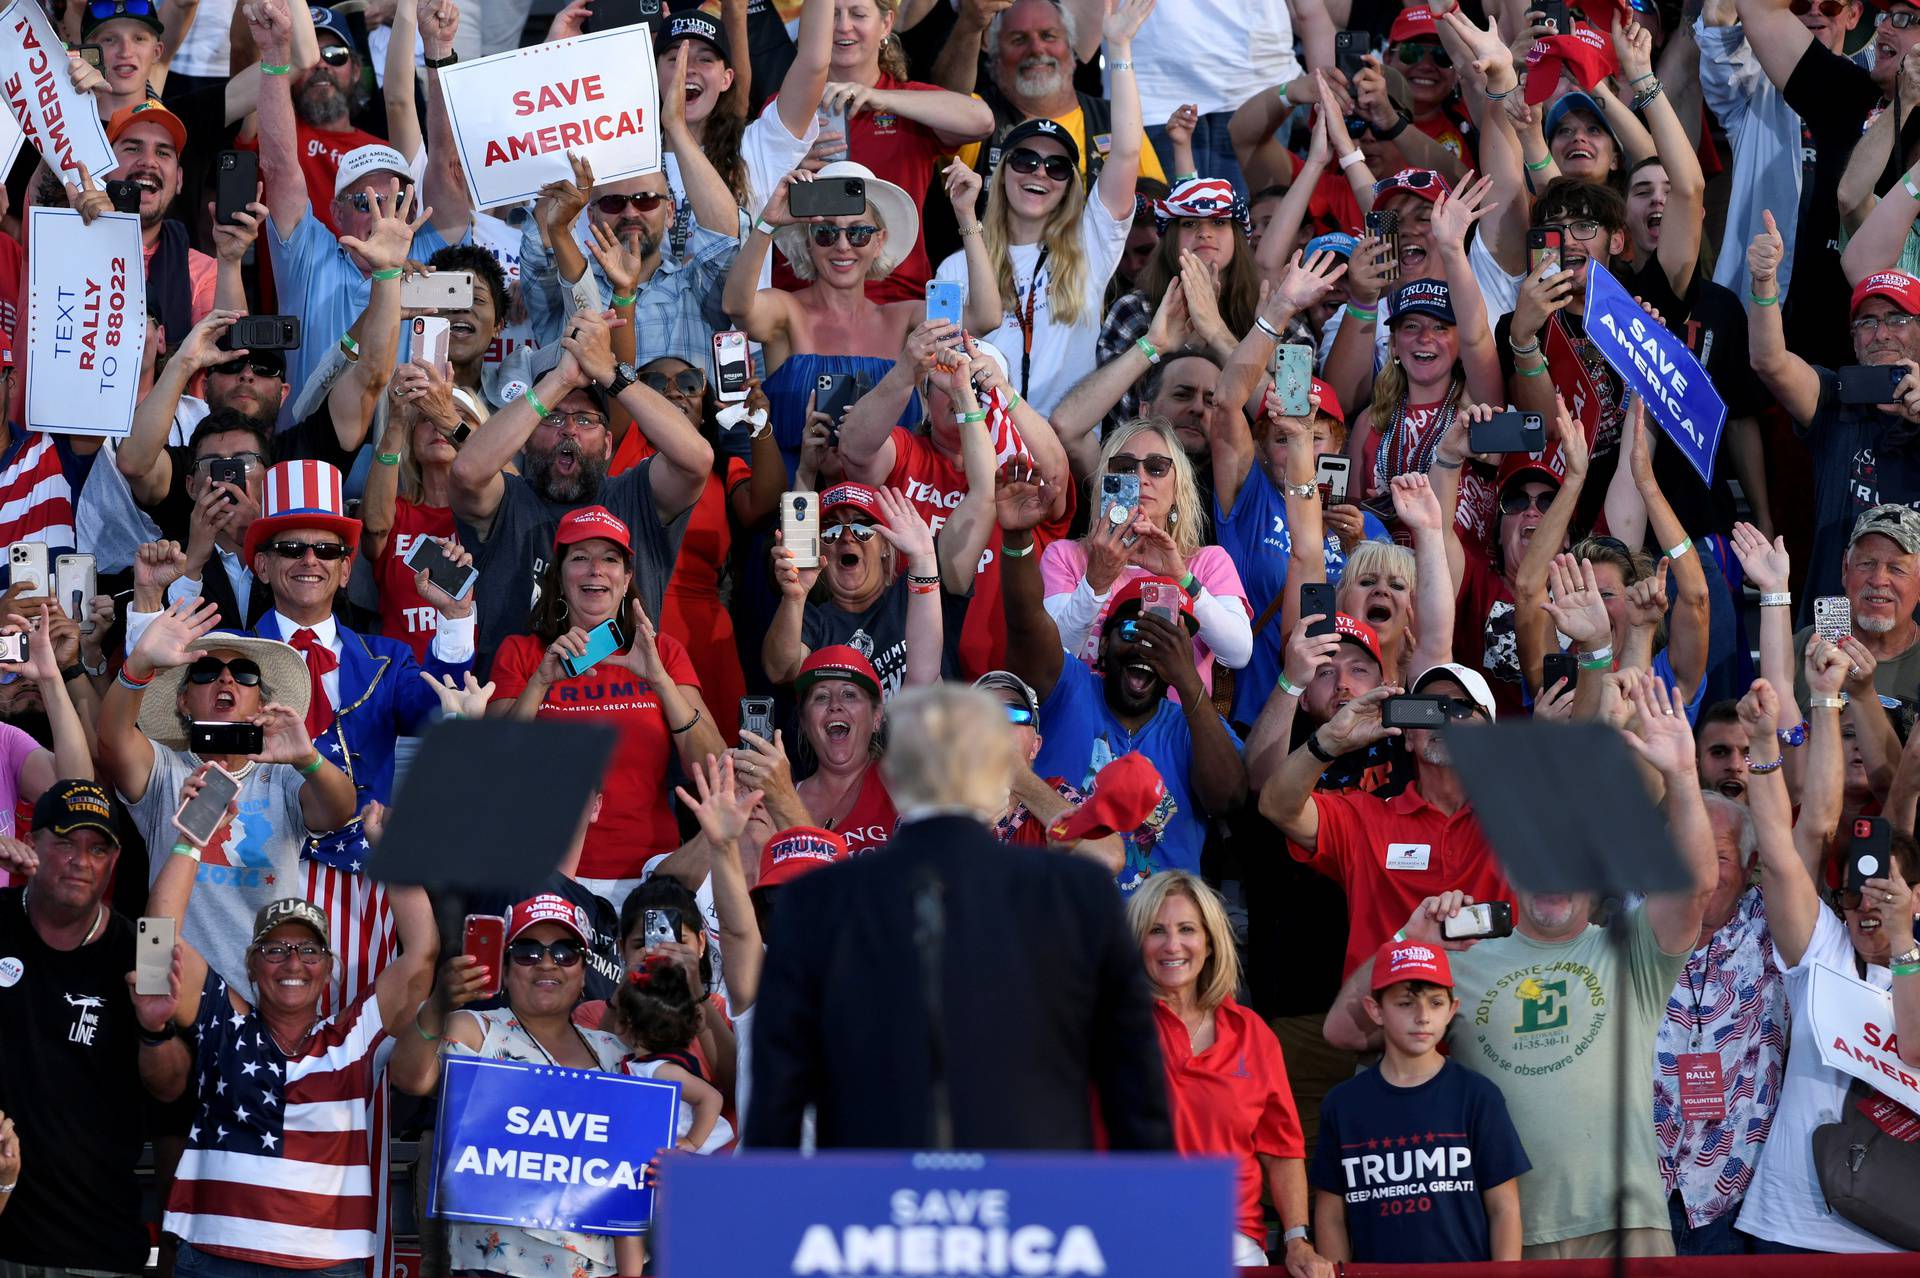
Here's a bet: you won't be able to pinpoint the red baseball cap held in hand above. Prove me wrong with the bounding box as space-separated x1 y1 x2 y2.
1524 25 1619 104
1047 752 1166 843
1371 937 1454 991
756 826 849 891
1106 576 1200 633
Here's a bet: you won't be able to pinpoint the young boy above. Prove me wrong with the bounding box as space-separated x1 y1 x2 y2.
1310 938 1529 1262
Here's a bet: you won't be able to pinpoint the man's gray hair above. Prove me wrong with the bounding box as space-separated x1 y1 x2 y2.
987 0 1079 79
1700 790 1759 867
880 685 1022 819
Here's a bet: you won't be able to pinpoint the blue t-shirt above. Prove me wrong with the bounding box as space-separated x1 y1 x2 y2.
1310 1058 1530 1264
1214 474 1388 727
1031 658 1243 893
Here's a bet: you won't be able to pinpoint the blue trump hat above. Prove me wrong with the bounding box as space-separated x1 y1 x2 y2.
1388 278 1455 325
309 5 354 46
1543 91 1616 149
1304 232 1358 260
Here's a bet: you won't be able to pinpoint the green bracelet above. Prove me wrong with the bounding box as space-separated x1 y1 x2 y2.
1134 337 1160 363
370 267 402 282
958 410 988 424
1276 672 1305 698
1525 155 1552 172
376 452 402 466
1171 171 1198 184
1893 962 1920 976
1345 303 1377 322
298 753 324 776
1748 292 1778 307
1517 362 1549 378
1000 539 1035 559
524 387 551 421
610 291 637 308
261 62 292 76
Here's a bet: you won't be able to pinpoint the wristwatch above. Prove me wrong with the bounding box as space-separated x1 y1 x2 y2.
423 51 459 69
1306 731 1339 763
1376 113 1412 141
1777 721 1807 748
1283 480 1318 499
604 360 638 398
1893 944 1920 967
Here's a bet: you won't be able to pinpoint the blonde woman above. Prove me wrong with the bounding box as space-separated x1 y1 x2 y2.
930 0 1156 415
1130 871 1328 1273
1039 419 1252 694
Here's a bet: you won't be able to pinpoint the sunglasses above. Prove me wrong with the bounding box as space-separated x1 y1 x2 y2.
1107 452 1175 478
641 369 706 397
265 540 352 562
1394 41 1453 68
1004 704 1036 726
508 937 585 967
1375 170 1440 195
595 192 670 215
1431 696 1484 721
1500 491 1555 515
187 656 262 686
1788 0 1848 10
210 356 283 379
1006 147 1074 182
256 941 328 963
317 44 352 66
87 0 157 17
810 224 881 247
341 186 411 213
820 522 879 543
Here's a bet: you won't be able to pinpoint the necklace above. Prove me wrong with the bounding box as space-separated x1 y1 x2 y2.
1375 380 1459 481
266 1016 317 1058
21 882 105 947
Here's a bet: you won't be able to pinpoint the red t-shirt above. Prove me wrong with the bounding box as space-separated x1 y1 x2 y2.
830 764 898 856
1415 110 1476 169
490 629 701 879
1304 163 1362 237
239 121 390 235
772 74 944 304
882 427 1076 678
1153 998 1305 1244
375 498 459 661
1292 783 1514 977
1450 551 1527 720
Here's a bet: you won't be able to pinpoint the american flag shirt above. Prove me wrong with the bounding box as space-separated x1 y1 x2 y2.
163 970 394 1265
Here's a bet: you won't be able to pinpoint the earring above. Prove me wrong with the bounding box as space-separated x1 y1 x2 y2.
1168 509 1179 528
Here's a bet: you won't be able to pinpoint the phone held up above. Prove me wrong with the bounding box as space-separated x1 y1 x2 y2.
789 176 866 220
1100 473 1140 532
561 618 628 679
644 907 683 949
404 538 479 602
462 914 507 997
173 764 241 847
1541 651 1578 695
780 491 821 569
1364 209 1400 285
713 330 751 403
1301 582 1338 638
189 721 265 758
1316 454 1351 506
740 696 775 743
1846 817 1892 899
1528 226 1563 277
1441 901 1516 941
136 916 176 996
1814 595 1851 644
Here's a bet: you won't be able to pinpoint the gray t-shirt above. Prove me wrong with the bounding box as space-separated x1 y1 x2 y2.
461 456 692 676
1792 623 1920 712
129 747 312 991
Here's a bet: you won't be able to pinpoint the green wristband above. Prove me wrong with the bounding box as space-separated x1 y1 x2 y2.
377 452 402 466
1134 337 1160 363
1517 362 1549 378
261 62 292 76
299 753 324 776
523 387 551 421
370 267 403 281
1525 155 1552 172
1748 292 1778 307
1893 962 1920 976
610 292 638 308
1345 303 1377 323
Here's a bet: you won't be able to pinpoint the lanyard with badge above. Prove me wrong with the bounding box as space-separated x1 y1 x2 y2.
1013 248 1050 401
1675 941 1728 1123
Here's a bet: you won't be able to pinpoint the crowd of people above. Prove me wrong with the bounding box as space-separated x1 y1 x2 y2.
0 0 1918 1271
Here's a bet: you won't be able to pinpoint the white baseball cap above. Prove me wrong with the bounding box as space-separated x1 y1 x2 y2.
334 143 412 197
1413 663 1498 722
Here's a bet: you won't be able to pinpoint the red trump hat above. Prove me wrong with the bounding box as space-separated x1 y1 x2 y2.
507 893 590 945
1047 753 1166 843
554 505 634 555
1371 937 1454 990
1388 6 1439 41
1333 613 1385 669
1524 25 1619 104
1851 271 1920 316
756 826 849 890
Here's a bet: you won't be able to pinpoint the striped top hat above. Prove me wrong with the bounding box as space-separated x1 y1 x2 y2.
244 460 364 561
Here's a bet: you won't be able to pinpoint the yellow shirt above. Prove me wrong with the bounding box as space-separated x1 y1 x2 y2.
955 99 1167 185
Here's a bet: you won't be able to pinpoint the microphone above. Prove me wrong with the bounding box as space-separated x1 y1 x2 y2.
913 865 953 1151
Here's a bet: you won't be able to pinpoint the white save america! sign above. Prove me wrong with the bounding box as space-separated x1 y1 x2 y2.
1810 961 1920 1113
0 0 115 184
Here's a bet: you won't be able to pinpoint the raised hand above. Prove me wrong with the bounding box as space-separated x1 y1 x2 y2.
771 537 823 598
994 465 1053 534
1748 210 1784 290
252 702 319 766
1430 169 1496 252
1619 673 1696 777
1389 472 1444 532
1544 553 1612 648
560 307 622 388
943 157 984 221
413 537 477 620
1145 278 1194 351
1804 633 1850 698
1343 233 1394 307
1511 257 1576 344
676 753 766 850
1282 614 1343 691
1103 0 1156 51
176 308 249 376
1736 676 1780 738
1272 248 1348 316
340 181 432 272
1551 392 1588 479
587 221 645 297
1623 559 1669 630
208 193 269 263
1610 16 1654 85
129 597 219 676
872 486 937 566
420 670 496 719
1164 103 1199 149
545 0 592 40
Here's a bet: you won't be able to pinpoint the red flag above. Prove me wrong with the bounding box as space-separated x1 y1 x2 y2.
1545 317 1603 449
985 384 1029 466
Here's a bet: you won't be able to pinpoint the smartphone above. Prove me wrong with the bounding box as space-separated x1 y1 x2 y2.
206 456 248 496
1315 454 1351 506
560 618 628 678
1335 30 1369 81
404 537 478 602
1441 900 1516 941
643 907 682 948
790 176 867 220
1274 343 1314 418
136 916 175 997
1837 364 1906 406
54 553 95 631
1382 693 1452 728
72 42 103 70
0 633 26 665
172 763 240 846
1536 0 1571 32
1364 209 1400 285
7 543 48 595
740 695 775 743
106 180 140 215
926 279 964 330
461 914 507 998
1469 411 1547 454
1099 473 1140 530
1542 650 1579 695
1815 595 1852 643
1528 226 1564 277
814 372 862 425
214 150 259 227
224 315 300 351
401 271 475 312
1139 580 1181 623
410 316 451 374
1847 816 1893 896
1301 582 1338 638
188 720 265 757
818 101 852 163
712 330 750 403
781 490 821 569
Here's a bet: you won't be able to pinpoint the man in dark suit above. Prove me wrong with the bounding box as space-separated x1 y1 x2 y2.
747 685 1173 1152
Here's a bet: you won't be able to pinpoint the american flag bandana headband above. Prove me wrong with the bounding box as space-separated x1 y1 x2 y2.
1153 178 1249 235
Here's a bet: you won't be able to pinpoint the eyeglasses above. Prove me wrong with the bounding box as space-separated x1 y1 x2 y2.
317 44 352 66
256 942 328 964
1006 147 1074 182
595 192 670 215
1394 41 1453 68
188 657 262 686
1004 704 1036 726
1851 313 1917 336
641 369 706 397
87 0 157 18
1790 0 1850 14
1500 491 1554 515
810 224 881 248
1831 887 1868 912
1880 8 1920 25
210 356 283 380
1557 218 1605 241
265 540 352 562
1107 452 1175 478
340 186 411 213
190 451 263 475
540 411 609 432
820 522 879 543
508 938 584 967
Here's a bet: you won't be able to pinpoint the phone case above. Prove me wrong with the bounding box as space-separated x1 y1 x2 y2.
790 177 866 219
8 544 48 595
1382 695 1449 728
188 721 264 757
136 917 175 996
1528 228 1563 276
1100 474 1140 528
214 150 259 226
740 696 775 741
462 914 507 996
1138 581 1180 622
1275 344 1314 418
411 316 451 371
562 620 626 678
1815 596 1851 642
172 766 240 846
1315 454 1351 505
402 272 474 312
54 554 95 627
926 280 964 329
713 331 750 402
405 539 478 602
1542 652 1578 692
1302 583 1338 637
781 491 821 568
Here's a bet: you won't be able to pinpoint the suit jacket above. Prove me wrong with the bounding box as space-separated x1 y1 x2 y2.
746 814 1173 1152
199 561 274 634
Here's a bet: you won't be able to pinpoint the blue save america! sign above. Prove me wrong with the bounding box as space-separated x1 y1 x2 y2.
1581 260 1727 484
429 1055 680 1235
658 1152 1236 1276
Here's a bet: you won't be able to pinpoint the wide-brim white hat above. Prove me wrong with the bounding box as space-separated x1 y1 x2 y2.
136 634 313 751
773 161 921 280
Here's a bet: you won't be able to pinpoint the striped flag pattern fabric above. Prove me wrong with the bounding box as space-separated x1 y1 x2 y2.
984 384 1029 468
269 458 347 519
0 431 74 548
164 972 394 1266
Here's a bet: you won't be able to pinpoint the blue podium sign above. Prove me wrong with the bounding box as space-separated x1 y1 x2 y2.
429 1055 680 1235
658 1152 1237 1276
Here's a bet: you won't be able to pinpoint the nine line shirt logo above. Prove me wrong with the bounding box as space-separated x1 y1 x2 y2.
1336 1132 1479 1212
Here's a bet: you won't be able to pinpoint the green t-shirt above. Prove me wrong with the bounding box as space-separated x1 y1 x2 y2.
1445 909 1689 1246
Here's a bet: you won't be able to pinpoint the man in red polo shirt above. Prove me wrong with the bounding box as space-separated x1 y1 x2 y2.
1258 661 1514 977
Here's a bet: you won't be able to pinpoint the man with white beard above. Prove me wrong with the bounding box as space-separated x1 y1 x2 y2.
1791 505 1920 710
